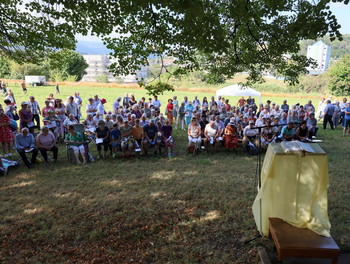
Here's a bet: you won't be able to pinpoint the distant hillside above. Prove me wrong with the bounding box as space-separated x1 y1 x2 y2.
75 41 159 59
299 34 350 59
75 41 112 55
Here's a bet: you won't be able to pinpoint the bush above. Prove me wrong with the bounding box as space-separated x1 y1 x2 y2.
96 74 109 83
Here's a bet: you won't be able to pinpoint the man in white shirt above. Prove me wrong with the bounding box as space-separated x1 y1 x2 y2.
74 92 82 108
86 98 97 116
93 112 103 124
93 94 100 108
66 96 79 121
113 97 122 113
271 104 282 119
74 92 82 120
216 96 223 109
97 98 107 116
63 114 78 129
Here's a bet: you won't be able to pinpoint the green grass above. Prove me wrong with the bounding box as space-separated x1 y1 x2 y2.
0 83 349 263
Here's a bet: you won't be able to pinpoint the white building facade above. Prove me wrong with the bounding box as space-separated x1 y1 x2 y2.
81 54 148 83
306 40 331 73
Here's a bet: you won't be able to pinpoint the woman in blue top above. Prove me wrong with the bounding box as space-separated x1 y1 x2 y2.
185 101 195 126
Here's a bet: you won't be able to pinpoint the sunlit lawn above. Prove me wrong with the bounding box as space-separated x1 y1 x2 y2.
0 83 349 263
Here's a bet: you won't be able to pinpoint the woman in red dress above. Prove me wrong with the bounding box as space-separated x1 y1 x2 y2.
224 121 238 150
166 99 174 124
0 107 15 157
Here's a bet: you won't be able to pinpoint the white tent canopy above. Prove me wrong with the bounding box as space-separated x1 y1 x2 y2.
216 84 262 102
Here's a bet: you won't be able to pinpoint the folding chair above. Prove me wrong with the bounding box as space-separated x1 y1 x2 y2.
66 124 94 163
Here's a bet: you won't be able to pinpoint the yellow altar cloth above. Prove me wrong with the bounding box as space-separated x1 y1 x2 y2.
252 143 331 237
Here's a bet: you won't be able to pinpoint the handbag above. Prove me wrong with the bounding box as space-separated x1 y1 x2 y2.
13 112 19 121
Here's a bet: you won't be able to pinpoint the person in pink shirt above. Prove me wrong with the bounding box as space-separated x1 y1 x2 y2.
42 100 54 119
36 126 58 162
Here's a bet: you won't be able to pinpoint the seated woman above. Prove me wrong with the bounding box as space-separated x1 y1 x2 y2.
95 120 110 159
64 125 87 165
296 120 310 142
120 119 134 157
161 119 174 157
287 110 299 125
242 120 259 150
63 114 78 131
187 117 201 152
36 126 58 162
204 120 219 152
110 123 121 158
306 112 318 138
43 110 60 139
224 120 238 151
83 114 97 134
260 118 276 148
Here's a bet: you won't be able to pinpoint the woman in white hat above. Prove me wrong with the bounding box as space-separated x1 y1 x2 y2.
19 101 33 130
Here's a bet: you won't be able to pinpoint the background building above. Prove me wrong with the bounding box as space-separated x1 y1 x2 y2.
306 40 331 73
81 54 148 83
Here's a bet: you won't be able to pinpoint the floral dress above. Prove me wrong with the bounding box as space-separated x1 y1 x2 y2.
224 125 238 149
0 114 15 143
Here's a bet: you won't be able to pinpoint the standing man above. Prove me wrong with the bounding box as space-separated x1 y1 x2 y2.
192 96 201 107
21 80 27 95
152 95 161 114
113 97 122 113
66 96 79 122
74 92 82 119
122 93 130 109
92 95 100 109
237 96 246 107
28 96 41 127
86 98 97 116
323 100 335 130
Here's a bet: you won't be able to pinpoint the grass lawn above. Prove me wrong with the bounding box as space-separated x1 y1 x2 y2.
0 83 349 263
4 81 322 114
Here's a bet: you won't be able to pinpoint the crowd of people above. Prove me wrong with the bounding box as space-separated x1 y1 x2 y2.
0 80 349 168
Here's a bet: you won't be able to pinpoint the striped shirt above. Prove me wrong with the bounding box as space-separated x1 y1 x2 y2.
28 101 40 115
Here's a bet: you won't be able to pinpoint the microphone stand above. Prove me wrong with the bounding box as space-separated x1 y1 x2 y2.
244 121 296 245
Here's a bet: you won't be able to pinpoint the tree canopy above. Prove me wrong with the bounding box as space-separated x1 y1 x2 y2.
1 0 348 92
49 49 88 81
328 53 350 96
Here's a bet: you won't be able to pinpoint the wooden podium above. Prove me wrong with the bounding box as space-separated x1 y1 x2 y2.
269 218 340 264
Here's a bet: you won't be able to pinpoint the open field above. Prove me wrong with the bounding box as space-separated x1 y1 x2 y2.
0 82 349 263
1 80 336 118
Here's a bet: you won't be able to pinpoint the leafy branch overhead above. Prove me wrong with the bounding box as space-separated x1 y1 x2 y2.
0 0 348 89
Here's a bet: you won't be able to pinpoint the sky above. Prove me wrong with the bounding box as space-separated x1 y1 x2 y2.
76 2 350 42
329 2 350 34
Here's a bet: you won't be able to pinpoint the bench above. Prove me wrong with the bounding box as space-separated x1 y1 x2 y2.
269 218 340 264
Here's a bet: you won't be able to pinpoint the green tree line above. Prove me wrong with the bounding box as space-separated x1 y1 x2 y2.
0 49 88 82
